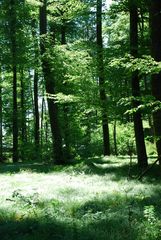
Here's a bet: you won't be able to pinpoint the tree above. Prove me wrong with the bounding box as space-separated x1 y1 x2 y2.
39 0 64 164
9 0 18 162
20 69 27 160
150 0 161 164
97 0 110 156
32 19 40 155
129 0 148 168
0 68 2 162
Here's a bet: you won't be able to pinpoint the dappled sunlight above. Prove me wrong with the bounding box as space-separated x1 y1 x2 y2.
0 158 161 204
0 162 160 206
1 0 161 238
0 159 161 239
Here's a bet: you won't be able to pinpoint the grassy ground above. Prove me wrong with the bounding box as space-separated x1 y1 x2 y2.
0 156 161 240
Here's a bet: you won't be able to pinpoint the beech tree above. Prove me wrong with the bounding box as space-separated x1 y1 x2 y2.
0 68 2 161
97 0 110 156
9 0 18 162
32 19 40 155
150 0 161 165
129 0 148 168
39 0 64 164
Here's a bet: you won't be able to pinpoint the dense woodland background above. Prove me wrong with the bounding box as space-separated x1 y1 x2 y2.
0 0 161 170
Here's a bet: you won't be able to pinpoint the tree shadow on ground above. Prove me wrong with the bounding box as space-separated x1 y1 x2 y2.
0 208 137 240
1 187 161 240
0 157 161 182
85 156 161 181
0 160 135 181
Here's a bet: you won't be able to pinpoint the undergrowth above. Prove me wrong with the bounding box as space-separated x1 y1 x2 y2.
0 157 161 240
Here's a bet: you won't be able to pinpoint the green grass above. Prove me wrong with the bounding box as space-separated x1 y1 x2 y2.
0 157 161 240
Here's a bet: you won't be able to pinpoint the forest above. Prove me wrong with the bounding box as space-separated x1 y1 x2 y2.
0 0 161 239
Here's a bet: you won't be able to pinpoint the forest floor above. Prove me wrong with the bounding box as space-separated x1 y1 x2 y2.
0 156 161 240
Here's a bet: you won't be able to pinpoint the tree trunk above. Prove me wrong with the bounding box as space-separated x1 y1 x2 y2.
20 70 27 160
9 0 18 163
113 120 118 156
39 0 64 164
96 0 110 156
34 71 40 151
129 0 148 168
150 1 161 164
44 100 48 144
40 96 44 149
0 69 3 162
61 22 72 160
32 19 40 153
12 65 18 162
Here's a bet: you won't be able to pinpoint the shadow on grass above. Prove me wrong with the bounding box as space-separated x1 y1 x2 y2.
86 162 161 182
0 157 161 239
0 163 55 174
0 156 161 182
1 188 161 240
0 209 137 240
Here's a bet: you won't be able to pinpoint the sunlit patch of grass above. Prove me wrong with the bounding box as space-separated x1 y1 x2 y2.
0 157 161 239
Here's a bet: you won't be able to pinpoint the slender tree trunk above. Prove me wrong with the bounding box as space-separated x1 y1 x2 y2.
44 100 48 144
61 22 71 160
32 19 40 153
39 0 64 164
129 0 148 168
20 72 27 143
12 65 18 162
34 71 40 150
150 1 161 164
40 96 44 149
28 71 34 111
10 0 18 163
61 21 66 45
113 120 118 156
0 69 3 162
20 70 27 160
96 0 110 156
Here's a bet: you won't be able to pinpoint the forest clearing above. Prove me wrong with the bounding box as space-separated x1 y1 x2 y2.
1 0 161 239
0 157 161 240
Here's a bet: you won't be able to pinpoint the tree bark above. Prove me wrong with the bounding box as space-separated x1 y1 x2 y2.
32 19 40 153
0 68 3 162
96 0 110 156
39 0 64 164
10 0 18 162
20 70 27 160
12 65 18 162
113 120 118 156
129 0 148 168
34 71 40 150
61 22 72 160
150 1 161 165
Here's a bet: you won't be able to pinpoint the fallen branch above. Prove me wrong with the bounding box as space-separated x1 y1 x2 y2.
137 158 160 180
6 198 15 202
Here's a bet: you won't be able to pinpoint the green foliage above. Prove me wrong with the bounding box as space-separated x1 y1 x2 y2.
48 0 86 22
137 205 161 240
26 0 41 7
109 54 161 76
145 140 157 156
119 95 161 116
0 0 159 163
111 123 135 155
0 160 161 239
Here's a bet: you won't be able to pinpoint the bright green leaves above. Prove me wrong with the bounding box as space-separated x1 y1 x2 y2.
26 0 42 7
44 42 96 106
46 92 80 104
109 54 161 76
48 0 86 23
